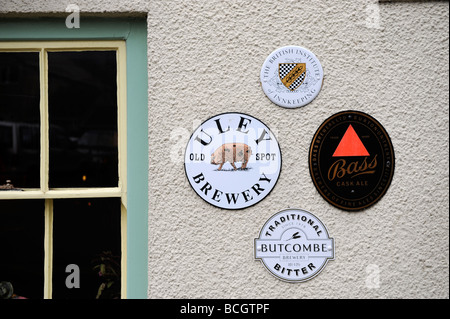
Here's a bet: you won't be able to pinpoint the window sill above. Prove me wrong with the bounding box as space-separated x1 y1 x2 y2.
0 187 123 199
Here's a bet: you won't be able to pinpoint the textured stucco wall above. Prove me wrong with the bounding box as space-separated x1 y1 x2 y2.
1 0 448 299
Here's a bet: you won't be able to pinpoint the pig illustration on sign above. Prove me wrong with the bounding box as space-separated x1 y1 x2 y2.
210 143 252 171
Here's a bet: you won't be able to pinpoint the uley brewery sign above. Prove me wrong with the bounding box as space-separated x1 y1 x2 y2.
255 209 334 282
184 112 282 210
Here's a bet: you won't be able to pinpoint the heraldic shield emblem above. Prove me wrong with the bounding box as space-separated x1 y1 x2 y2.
278 63 306 91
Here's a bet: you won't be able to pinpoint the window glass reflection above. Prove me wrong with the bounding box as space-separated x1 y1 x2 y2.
52 198 121 299
0 200 44 299
48 51 118 188
0 52 40 189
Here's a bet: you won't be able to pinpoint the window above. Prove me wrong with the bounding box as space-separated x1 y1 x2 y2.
0 41 126 299
0 18 148 299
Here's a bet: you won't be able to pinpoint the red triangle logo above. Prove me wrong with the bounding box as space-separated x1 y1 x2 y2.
333 125 370 157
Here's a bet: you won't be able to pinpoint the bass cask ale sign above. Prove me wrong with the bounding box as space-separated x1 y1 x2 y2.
309 111 395 211
255 209 334 282
185 112 282 210
260 45 324 108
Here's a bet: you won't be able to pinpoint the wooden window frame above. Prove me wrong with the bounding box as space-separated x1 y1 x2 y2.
0 41 128 299
0 17 148 299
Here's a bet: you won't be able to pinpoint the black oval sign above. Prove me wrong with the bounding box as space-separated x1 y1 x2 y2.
309 111 395 211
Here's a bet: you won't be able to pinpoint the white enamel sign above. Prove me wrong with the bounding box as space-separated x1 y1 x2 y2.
260 45 324 108
184 112 282 210
255 209 334 282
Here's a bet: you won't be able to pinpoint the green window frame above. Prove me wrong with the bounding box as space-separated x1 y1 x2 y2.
0 17 148 299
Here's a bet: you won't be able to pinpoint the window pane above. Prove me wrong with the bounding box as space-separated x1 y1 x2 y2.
0 200 44 299
52 198 121 299
0 52 40 188
48 51 118 188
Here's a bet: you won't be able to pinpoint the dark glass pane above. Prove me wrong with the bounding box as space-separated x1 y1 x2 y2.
0 52 40 188
52 198 121 299
0 200 44 299
48 51 118 188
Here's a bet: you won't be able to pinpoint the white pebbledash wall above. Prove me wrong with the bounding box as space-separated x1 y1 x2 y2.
1 0 448 299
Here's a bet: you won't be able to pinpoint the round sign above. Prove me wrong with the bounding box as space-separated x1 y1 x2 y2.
309 110 395 211
184 112 282 210
260 45 324 108
255 209 334 283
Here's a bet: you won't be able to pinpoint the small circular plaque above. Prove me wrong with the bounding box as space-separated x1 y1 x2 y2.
260 45 324 108
255 209 334 282
184 112 282 210
309 110 395 211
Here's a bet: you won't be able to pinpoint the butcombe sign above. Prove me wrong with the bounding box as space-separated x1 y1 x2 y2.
309 110 395 211
184 112 282 210
260 45 324 108
255 209 334 282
